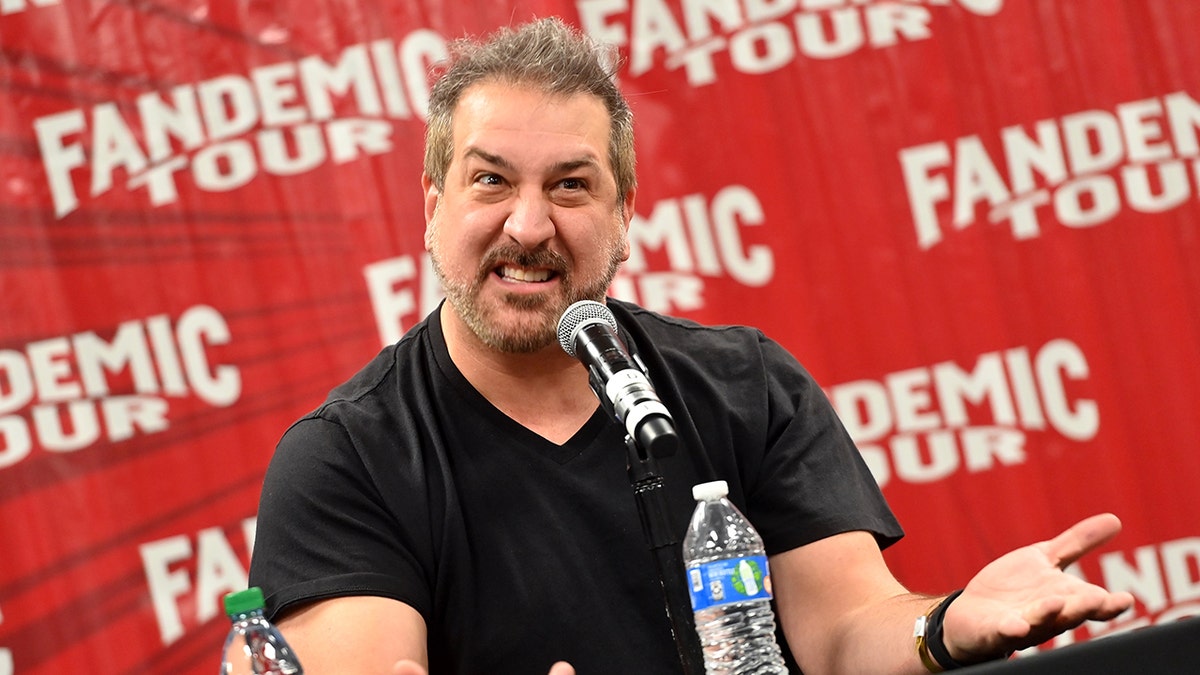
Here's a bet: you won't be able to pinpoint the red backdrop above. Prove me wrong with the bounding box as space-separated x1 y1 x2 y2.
2 1 1198 672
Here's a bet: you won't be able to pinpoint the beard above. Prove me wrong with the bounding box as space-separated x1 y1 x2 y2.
429 223 627 354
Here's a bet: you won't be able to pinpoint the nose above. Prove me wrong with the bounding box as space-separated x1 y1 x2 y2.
503 189 555 248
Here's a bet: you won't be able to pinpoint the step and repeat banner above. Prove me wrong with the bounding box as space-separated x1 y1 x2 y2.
2 0 1198 672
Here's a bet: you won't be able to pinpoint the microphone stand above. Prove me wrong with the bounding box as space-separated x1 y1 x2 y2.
565 302 704 674
623 434 706 675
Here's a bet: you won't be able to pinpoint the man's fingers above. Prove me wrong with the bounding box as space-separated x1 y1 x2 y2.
1009 588 1134 639
1102 591 1137 618
1020 595 1066 633
1039 513 1123 568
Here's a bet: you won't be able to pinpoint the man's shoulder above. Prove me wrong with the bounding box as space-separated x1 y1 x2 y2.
308 319 436 420
608 298 758 334
606 298 766 351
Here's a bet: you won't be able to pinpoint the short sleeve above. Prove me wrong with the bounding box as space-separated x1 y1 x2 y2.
747 333 904 555
247 415 433 622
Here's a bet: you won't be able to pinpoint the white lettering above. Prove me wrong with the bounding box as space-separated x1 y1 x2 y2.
398 30 449 118
711 185 773 286
27 337 80 402
197 75 259 141
299 45 382 120
932 353 1016 428
33 109 87 217
252 62 308 127
579 0 998 86
899 142 952 248
177 306 240 407
1 0 62 16
953 135 1011 228
91 103 149 196
257 124 326 175
0 417 32 469
1162 538 1200 604
1062 110 1124 175
139 535 193 645
830 339 1096 487
139 85 206 161
33 400 99 452
796 8 865 59
192 140 257 190
194 527 250 623
626 186 775 286
1059 537 1200 643
36 33 441 217
1035 339 1097 440
139 519 256 646
611 271 707 314
887 368 941 433
0 306 240 468
1123 160 1190 212
1117 99 1173 163
902 91 1200 246
364 254 443 346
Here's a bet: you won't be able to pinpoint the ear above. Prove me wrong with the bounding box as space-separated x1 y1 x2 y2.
421 173 440 251
618 186 636 262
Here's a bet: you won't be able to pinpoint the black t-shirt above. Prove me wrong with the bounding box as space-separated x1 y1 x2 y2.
248 299 902 674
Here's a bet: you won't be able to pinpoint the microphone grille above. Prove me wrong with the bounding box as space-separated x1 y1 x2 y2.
556 300 618 357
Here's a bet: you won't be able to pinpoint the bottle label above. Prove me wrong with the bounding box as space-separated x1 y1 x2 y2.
686 555 773 611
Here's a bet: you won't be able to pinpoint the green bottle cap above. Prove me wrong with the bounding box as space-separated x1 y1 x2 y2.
223 587 266 615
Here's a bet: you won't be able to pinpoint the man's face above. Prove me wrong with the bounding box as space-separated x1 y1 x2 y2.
423 81 634 353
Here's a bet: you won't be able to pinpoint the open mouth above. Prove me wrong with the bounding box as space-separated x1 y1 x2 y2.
497 265 556 283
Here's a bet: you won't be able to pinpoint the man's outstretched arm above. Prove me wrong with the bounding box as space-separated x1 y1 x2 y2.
771 514 1134 674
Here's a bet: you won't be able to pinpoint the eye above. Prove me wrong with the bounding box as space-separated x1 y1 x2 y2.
475 172 504 186
558 177 586 191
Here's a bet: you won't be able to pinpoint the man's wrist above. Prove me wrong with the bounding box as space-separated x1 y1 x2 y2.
914 590 1015 672
913 590 968 672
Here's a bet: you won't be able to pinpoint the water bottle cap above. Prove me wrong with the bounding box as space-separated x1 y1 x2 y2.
692 480 729 501
223 586 266 615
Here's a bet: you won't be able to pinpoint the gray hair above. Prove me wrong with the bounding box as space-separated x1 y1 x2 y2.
423 17 636 202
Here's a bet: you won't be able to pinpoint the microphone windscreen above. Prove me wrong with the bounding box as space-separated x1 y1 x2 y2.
556 300 619 357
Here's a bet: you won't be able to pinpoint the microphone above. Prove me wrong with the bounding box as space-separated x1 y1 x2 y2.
556 300 678 458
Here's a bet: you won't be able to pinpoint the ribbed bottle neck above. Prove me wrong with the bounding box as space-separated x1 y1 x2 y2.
228 609 265 621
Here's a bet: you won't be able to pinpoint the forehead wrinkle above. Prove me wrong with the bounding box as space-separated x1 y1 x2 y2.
464 146 604 176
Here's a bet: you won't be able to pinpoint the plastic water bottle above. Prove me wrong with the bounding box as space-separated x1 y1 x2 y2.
683 480 787 674
220 587 304 674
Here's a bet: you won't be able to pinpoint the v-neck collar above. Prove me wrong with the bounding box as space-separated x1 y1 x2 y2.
427 306 614 464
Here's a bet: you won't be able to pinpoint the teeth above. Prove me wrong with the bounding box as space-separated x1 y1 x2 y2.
500 265 551 282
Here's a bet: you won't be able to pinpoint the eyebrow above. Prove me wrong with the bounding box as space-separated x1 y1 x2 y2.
464 147 602 175
465 148 514 171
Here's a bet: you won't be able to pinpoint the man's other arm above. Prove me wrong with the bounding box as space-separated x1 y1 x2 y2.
771 516 1133 674
276 596 428 673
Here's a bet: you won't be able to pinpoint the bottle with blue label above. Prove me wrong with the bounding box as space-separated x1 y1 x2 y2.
683 480 787 674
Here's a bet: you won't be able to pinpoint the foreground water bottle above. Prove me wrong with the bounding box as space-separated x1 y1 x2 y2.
683 480 787 675
220 587 304 674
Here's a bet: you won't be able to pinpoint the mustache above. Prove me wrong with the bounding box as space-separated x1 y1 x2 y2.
479 245 569 276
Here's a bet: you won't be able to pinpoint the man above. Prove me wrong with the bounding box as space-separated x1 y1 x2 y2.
247 17 1133 675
